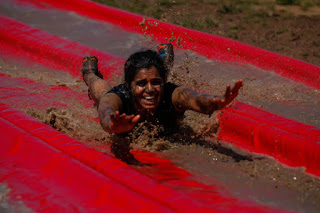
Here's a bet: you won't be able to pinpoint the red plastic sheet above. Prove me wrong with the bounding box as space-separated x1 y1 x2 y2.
0 72 94 109
0 105 172 212
0 14 319 177
0 15 124 80
26 0 320 90
1 101 288 212
218 102 320 176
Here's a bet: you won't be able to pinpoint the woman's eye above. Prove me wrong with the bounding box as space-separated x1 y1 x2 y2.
151 80 163 85
134 79 163 87
136 81 147 87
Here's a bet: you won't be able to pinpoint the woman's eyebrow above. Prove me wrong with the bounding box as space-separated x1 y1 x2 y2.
151 77 163 81
135 79 147 83
151 78 163 82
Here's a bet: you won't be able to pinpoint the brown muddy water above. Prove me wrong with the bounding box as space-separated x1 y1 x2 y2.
1 0 319 128
1 59 320 213
0 0 320 212
0 184 32 213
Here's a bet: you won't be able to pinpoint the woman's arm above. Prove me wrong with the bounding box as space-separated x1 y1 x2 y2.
172 80 243 114
98 93 140 134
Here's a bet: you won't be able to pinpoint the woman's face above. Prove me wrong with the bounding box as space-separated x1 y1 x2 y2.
130 66 164 113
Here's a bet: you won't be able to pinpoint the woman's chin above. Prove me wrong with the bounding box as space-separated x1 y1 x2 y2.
140 104 158 113
140 100 159 110
143 105 157 111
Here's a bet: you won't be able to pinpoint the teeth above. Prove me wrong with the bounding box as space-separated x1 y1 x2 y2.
145 96 155 100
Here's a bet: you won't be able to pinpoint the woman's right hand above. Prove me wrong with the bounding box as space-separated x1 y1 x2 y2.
108 111 140 134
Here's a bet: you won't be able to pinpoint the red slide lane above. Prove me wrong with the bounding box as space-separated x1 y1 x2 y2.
0 16 320 175
0 73 293 212
0 92 285 212
29 0 320 90
218 102 320 176
0 105 172 212
0 14 124 80
0 15 319 177
0 104 199 212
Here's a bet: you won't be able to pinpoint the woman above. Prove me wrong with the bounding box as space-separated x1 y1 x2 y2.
82 45 243 163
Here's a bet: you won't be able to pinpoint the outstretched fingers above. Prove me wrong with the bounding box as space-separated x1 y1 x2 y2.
227 80 243 99
109 111 120 124
224 85 231 99
131 114 141 124
224 80 243 99
216 80 244 109
122 114 140 124
231 80 243 95
109 111 141 133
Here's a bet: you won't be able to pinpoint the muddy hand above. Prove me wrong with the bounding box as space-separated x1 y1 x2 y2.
213 80 243 109
109 111 140 134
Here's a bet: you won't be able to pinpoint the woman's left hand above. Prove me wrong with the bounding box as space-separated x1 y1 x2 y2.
213 79 243 110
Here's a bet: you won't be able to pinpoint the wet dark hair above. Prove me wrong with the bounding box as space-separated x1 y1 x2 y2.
124 50 168 87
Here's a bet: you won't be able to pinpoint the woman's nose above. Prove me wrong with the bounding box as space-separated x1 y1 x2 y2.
145 83 153 93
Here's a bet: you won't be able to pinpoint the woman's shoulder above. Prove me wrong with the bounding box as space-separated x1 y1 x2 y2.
109 83 127 91
107 83 131 99
107 83 135 114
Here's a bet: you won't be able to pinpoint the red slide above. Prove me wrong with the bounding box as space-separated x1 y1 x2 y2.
0 14 319 177
29 0 320 90
0 77 284 212
0 0 319 212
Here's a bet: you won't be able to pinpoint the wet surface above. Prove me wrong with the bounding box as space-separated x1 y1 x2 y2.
1 56 320 213
164 144 320 213
1 0 319 128
0 0 320 212
0 184 32 213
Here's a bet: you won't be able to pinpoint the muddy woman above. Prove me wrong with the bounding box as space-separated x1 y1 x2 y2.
81 43 243 164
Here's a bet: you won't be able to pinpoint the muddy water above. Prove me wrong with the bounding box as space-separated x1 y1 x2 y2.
0 184 33 213
1 0 319 127
1 57 320 213
0 0 320 212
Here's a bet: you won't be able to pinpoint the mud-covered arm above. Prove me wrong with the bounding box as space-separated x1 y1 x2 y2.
98 93 140 134
172 80 243 115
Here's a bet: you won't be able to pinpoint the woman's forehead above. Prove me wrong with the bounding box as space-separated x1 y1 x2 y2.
134 66 162 80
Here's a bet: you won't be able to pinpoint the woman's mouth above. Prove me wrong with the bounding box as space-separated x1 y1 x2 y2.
142 96 157 105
